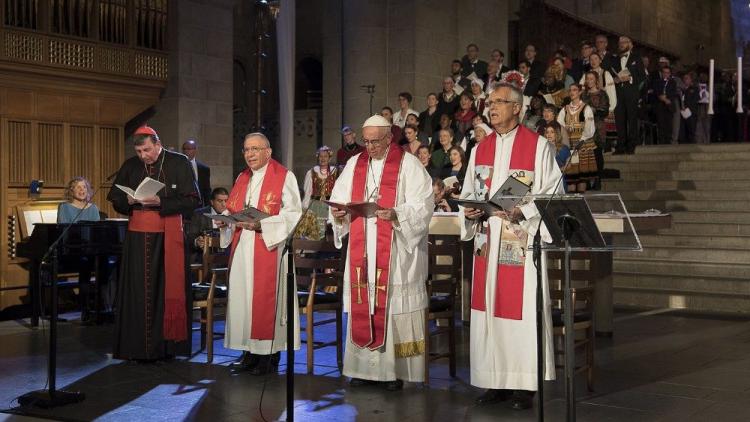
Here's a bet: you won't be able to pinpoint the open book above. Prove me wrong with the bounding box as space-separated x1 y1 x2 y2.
456 176 531 214
115 177 165 201
204 207 270 225
324 200 382 218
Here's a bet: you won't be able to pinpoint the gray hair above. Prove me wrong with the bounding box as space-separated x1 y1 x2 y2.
244 132 271 148
64 177 93 202
488 82 523 104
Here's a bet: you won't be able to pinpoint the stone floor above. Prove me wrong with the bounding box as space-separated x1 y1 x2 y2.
1 308 749 421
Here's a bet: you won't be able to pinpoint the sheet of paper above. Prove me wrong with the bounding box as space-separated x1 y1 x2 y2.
40 209 57 223
133 177 165 200
23 210 42 236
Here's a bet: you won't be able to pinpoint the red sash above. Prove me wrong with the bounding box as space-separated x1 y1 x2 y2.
128 210 187 341
349 145 404 350
227 159 287 340
471 125 538 320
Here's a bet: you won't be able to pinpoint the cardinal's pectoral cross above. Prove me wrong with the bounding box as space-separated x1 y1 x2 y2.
352 266 367 304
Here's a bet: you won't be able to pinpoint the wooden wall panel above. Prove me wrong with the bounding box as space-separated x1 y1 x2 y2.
38 123 64 185
69 125 95 179
98 127 122 217
7 121 32 184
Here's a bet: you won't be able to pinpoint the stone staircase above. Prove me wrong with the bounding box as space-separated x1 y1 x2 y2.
602 144 750 314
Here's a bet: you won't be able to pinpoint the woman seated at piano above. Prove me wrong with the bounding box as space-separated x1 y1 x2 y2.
57 177 101 223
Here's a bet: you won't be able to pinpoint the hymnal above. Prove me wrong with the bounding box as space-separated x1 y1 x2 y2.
115 177 165 201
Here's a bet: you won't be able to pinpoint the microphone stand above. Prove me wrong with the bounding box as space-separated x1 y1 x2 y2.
18 172 116 408
532 139 584 421
279 208 308 422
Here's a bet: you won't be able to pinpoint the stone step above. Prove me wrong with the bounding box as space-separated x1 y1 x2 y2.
660 222 750 236
613 170 750 181
614 143 750 155
638 233 750 248
619 190 750 201
612 273 750 295
606 151 750 162
621 199 749 212
616 245 750 263
670 211 750 224
608 161 750 172
613 257 750 280
614 287 750 313
602 179 750 192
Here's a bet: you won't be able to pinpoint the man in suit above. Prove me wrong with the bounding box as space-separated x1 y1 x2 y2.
490 49 511 76
182 139 211 206
569 40 593 82
186 187 231 265
523 44 544 97
612 36 646 154
595 34 615 73
653 66 680 145
461 43 489 80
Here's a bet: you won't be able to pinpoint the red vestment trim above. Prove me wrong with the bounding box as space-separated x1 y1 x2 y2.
227 159 288 340
471 125 538 320
349 145 404 350
128 210 187 341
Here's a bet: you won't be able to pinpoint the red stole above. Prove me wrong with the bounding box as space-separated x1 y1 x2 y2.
471 125 538 320
348 145 404 350
128 210 187 341
227 159 287 340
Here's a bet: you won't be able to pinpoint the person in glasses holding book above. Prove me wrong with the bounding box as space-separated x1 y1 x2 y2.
328 114 433 391
224 132 302 375
459 81 563 410
107 125 200 361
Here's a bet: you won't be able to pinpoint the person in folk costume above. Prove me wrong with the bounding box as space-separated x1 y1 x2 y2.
299 145 338 240
328 115 434 391
107 125 200 361
459 80 563 410
558 83 597 193
224 133 302 375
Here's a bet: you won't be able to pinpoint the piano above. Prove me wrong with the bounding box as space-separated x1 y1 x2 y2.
16 220 128 326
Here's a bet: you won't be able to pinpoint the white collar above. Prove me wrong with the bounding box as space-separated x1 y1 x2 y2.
211 206 229 216
251 162 269 176
495 124 519 139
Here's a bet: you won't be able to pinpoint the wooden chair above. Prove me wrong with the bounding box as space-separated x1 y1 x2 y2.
547 252 597 391
424 234 460 384
292 238 344 374
191 235 229 363
549 285 595 392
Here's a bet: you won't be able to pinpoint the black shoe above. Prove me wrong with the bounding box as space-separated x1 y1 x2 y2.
349 378 375 387
230 352 258 372
249 355 279 375
509 390 534 410
475 389 511 405
383 379 403 391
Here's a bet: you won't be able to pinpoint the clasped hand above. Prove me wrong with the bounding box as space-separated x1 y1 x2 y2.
464 206 524 223
330 206 397 222
236 219 261 231
128 195 160 206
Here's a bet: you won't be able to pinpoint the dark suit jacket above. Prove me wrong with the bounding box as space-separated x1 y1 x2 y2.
461 56 489 80
612 51 646 97
524 59 546 97
652 77 680 112
186 205 214 257
569 58 590 83
196 160 211 207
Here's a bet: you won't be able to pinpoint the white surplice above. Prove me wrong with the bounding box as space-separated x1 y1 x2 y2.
329 150 434 382
224 163 302 354
459 126 563 391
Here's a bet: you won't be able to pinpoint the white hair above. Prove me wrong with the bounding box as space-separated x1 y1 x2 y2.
244 132 271 148
488 82 523 104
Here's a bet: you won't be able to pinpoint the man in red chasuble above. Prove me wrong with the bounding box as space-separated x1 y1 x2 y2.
460 82 563 409
328 115 434 391
224 133 302 375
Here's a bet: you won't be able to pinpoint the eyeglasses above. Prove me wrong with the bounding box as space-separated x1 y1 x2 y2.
485 99 518 107
242 146 267 154
362 137 386 146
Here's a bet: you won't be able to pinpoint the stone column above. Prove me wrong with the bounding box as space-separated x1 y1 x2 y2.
147 0 235 190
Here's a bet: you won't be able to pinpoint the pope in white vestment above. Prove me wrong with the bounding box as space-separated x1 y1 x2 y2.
224 133 302 374
460 82 563 409
329 115 433 388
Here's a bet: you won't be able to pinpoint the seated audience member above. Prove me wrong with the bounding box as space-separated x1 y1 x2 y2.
432 177 457 212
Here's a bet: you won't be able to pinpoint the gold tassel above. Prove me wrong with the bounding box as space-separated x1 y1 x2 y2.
394 339 425 358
